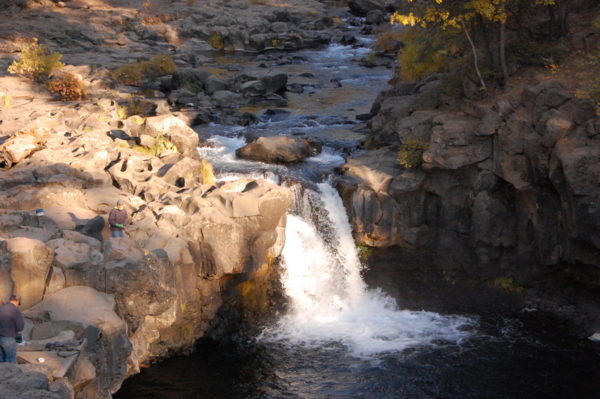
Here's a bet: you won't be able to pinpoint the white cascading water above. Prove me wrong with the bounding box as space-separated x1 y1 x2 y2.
263 182 476 358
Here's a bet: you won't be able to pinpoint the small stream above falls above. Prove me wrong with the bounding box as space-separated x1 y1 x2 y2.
116 30 600 399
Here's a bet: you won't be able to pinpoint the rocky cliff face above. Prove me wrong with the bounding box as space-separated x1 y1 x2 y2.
0 104 292 398
339 75 600 327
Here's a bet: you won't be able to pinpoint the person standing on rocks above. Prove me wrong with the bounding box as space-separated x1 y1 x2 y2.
0 294 25 363
109 199 128 238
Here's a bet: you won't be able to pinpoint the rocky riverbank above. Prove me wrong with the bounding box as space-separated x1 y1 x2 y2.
338 58 600 338
0 0 372 397
0 109 293 397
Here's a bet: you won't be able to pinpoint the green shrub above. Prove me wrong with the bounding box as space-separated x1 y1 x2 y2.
491 277 524 295
7 42 64 82
112 54 176 86
208 31 225 50
112 63 143 86
593 15 600 31
47 73 85 101
182 82 202 94
356 243 374 261
200 159 216 185
1 93 11 108
133 135 177 157
398 138 429 169
149 54 177 75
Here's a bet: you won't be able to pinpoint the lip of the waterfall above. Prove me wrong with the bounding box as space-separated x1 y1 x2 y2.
196 133 347 186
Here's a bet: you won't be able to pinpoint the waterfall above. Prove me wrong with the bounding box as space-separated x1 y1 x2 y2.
262 182 476 358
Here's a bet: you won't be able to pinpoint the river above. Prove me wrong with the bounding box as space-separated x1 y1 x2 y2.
116 24 600 399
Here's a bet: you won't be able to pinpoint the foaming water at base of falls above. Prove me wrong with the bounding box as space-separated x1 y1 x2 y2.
261 183 476 358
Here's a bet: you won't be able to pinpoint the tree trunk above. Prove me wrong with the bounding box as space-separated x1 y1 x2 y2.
479 16 495 70
461 20 487 92
500 22 509 86
559 2 570 38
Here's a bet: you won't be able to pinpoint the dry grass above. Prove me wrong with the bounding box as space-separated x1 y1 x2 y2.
47 73 85 101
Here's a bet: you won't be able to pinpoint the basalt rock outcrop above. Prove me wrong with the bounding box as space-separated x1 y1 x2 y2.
0 101 292 398
340 77 600 299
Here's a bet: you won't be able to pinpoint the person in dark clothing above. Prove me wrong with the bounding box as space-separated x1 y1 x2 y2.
108 199 128 238
0 294 25 363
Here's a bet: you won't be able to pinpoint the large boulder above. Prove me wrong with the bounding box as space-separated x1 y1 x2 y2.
339 149 427 247
157 156 207 188
236 136 321 164
27 286 125 334
342 147 401 193
46 238 103 269
0 211 61 240
26 286 131 397
180 179 293 275
204 75 229 95
211 90 244 106
422 113 492 170
0 264 12 304
0 363 70 399
130 115 200 158
6 237 53 309
171 68 212 92
260 73 288 94
102 237 145 262
240 80 266 98
348 0 386 17
46 267 66 296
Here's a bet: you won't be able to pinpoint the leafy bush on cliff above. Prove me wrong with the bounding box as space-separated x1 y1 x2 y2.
491 277 523 295
7 42 64 82
47 73 85 101
356 243 374 261
396 28 463 82
593 15 600 31
112 54 176 86
398 138 429 169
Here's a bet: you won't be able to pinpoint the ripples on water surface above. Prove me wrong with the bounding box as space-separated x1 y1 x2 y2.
117 325 600 399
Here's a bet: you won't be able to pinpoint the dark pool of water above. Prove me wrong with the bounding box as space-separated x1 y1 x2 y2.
116 311 600 399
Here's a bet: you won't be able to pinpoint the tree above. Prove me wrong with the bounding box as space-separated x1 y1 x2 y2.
390 0 562 88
